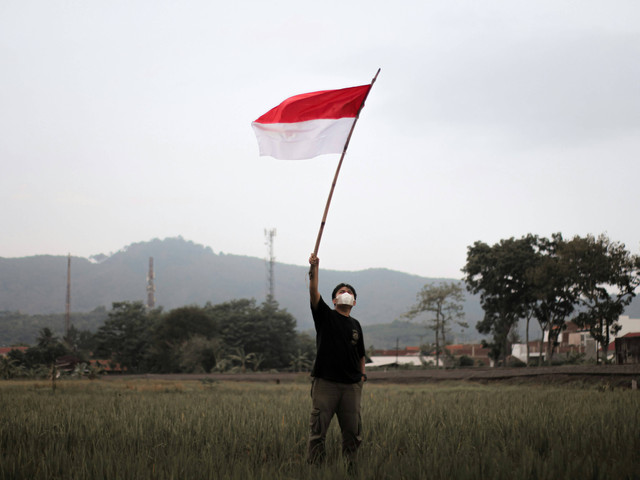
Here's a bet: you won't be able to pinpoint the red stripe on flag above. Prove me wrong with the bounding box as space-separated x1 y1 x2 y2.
254 85 371 124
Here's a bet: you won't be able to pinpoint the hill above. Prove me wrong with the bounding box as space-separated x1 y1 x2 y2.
0 237 485 346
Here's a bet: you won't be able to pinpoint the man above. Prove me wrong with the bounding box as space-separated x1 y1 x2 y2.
307 252 366 464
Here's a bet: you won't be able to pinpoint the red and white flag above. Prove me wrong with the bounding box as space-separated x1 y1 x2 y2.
252 85 372 160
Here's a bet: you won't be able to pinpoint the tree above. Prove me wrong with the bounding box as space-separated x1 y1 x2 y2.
177 335 221 373
0 355 21 379
148 305 219 373
290 349 313 372
226 346 252 373
404 282 467 368
24 328 70 368
464 232 640 367
295 331 316 359
563 234 640 363
208 299 297 370
93 302 159 373
463 236 539 365
64 325 97 357
528 234 577 365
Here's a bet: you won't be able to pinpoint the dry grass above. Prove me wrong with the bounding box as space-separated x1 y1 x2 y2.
0 378 638 479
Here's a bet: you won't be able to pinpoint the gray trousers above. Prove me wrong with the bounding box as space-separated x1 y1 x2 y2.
307 377 363 463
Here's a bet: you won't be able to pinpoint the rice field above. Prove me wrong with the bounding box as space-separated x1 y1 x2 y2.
0 378 638 479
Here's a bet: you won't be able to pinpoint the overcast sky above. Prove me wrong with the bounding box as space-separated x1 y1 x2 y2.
1 0 639 279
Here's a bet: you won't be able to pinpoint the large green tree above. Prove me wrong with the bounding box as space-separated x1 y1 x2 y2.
177 335 221 373
93 302 160 373
206 299 297 370
463 236 539 365
11 327 71 371
148 305 219 373
464 233 640 366
563 234 640 363
528 234 577 365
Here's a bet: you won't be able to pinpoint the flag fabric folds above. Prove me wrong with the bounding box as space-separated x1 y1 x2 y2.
252 85 372 160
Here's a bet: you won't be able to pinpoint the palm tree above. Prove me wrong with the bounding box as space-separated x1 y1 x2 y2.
228 347 253 373
0 356 18 379
289 349 312 373
247 352 265 372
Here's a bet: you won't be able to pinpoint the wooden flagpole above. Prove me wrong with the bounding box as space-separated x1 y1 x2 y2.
312 68 380 256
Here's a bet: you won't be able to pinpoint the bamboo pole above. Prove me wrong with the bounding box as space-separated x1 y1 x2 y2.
312 68 380 256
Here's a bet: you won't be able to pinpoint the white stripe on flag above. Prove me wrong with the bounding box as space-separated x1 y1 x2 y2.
251 117 355 160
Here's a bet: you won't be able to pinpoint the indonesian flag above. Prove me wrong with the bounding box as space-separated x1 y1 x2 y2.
252 85 372 160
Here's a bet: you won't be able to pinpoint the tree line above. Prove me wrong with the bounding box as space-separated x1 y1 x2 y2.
3 231 637 377
462 233 639 364
1 299 315 379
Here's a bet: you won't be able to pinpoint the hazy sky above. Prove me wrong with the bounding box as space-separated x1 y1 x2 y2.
2 0 639 279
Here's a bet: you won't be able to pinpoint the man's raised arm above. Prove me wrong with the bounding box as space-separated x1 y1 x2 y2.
309 253 320 310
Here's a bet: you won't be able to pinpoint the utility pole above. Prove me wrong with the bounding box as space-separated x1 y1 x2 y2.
65 254 71 338
146 257 156 309
264 228 276 304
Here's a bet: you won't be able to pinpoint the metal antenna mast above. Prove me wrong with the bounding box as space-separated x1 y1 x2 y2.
65 254 71 337
146 257 156 309
264 228 276 303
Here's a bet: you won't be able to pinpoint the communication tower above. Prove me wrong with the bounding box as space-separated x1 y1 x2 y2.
147 257 156 308
65 254 71 337
264 228 276 303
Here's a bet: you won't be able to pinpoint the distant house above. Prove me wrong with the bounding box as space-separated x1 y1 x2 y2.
587 316 640 361
512 322 596 363
614 316 640 337
612 333 640 365
55 355 83 372
0 346 28 357
89 359 125 374
442 344 492 366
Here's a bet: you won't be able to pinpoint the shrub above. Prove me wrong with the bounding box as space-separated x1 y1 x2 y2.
457 355 474 367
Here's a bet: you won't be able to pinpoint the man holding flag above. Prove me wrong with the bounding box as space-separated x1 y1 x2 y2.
252 71 378 464
307 252 366 464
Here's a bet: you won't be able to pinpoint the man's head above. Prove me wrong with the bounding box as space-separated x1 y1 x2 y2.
332 283 357 308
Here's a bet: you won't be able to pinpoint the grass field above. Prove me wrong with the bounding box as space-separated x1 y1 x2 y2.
0 378 638 479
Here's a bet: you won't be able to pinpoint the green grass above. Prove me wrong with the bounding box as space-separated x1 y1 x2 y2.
0 379 638 479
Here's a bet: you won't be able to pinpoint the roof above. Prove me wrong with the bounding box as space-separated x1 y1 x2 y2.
442 344 490 357
0 346 28 356
89 359 126 373
373 348 421 357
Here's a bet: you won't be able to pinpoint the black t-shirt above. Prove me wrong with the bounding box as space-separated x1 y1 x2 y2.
310 296 365 384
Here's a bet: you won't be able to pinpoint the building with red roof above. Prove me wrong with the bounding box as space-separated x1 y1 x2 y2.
0 346 28 357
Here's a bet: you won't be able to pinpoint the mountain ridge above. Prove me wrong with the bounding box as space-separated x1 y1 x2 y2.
3 237 640 347
0 237 483 335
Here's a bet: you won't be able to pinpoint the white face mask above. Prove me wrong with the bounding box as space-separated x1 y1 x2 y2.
335 292 355 306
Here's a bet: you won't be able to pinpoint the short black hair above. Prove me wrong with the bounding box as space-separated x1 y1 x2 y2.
332 283 357 300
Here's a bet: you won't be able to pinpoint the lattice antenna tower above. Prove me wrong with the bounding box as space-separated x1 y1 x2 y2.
65 253 71 337
146 257 156 309
264 228 277 303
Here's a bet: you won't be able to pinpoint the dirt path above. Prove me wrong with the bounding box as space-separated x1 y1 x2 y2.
105 364 640 388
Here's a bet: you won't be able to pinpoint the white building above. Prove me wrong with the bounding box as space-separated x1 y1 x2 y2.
615 316 640 337
367 355 443 368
